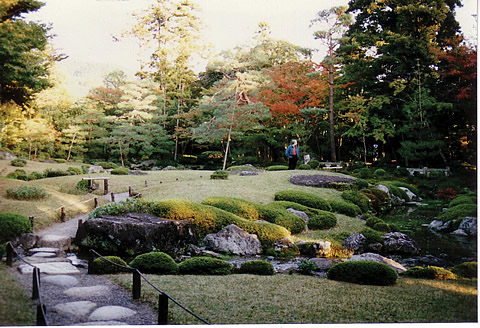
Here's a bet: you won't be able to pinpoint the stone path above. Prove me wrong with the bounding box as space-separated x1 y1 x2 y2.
11 192 158 326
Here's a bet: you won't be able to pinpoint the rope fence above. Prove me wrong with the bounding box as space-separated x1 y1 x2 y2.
89 249 210 325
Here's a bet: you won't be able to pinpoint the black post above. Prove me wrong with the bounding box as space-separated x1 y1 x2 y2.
129 186 132 197
36 304 47 326
94 197 98 208
60 207 66 222
158 293 168 325
32 267 40 300
29 216 34 232
132 270 141 300
111 192 115 202
6 242 14 267
87 254 94 274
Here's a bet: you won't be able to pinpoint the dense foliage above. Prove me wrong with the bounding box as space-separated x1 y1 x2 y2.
89 256 129 274
327 261 398 286
178 257 232 275
129 252 178 274
238 260 275 275
0 213 32 244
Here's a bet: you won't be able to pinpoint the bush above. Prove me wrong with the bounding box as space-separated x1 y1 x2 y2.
97 162 118 169
6 169 27 180
374 168 387 178
366 216 384 228
449 195 476 208
129 252 178 274
393 167 410 177
451 262 477 279
55 158 66 163
355 178 369 190
308 211 337 230
298 164 311 170
202 196 259 220
27 171 45 180
6 186 48 200
67 166 83 175
10 158 27 167
90 256 129 274
178 257 232 275
265 165 288 171
401 266 457 280
238 260 274 275
274 190 332 212
256 204 306 234
76 180 90 192
359 228 384 245
111 167 129 175
0 213 32 243
297 258 318 275
358 167 372 179
309 160 319 169
44 169 70 177
437 203 477 222
210 170 228 180
327 261 397 286
341 190 369 213
328 200 361 217
361 188 391 213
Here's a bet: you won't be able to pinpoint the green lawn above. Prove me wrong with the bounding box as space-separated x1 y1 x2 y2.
109 273 478 324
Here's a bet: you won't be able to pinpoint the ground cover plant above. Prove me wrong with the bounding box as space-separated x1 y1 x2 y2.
109 274 477 324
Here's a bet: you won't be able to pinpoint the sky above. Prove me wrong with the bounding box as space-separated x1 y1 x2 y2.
26 0 478 97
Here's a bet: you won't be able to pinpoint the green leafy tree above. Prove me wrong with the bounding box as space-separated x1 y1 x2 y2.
0 0 54 105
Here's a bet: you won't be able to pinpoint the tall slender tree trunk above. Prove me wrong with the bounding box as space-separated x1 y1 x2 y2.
67 132 76 161
328 34 337 162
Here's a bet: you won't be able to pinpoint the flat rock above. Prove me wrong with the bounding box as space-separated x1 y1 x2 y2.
53 301 97 317
37 235 71 250
29 252 58 258
18 262 80 275
20 256 70 264
64 285 111 298
349 252 406 273
42 275 80 287
88 306 136 321
29 247 62 253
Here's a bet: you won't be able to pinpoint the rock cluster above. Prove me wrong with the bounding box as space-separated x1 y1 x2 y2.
203 224 262 255
429 217 477 237
289 174 355 187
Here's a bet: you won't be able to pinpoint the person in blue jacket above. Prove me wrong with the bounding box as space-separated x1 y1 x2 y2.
285 139 299 170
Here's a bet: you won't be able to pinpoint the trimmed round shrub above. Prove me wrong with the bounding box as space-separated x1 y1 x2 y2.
298 164 311 170
373 168 387 178
366 216 384 228
401 266 457 280
238 260 274 275
202 197 259 221
451 262 477 279
27 171 45 180
437 203 477 222
309 160 319 169
449 196 477 208
111 167 129 175
97 162 118 169
10 158 27 167
341 190 369 213
90 256 129 274
308 211 337 230
297 258 318 275
129 252 178 274
355 178 369 190
359 228 384 245
44 169 70 177
358 167 372 179
362 188 391 213
265 165 288 171
0 213 32 243
393 167 410 177
6 186 49 200
76 180 90 192
373 221 392 232
7 169 27 180
67 166 83 175
178 257 232 275
256 204 306 234
210 170 228 180
328 200 361 217
274 190 332 212
327 261 398 286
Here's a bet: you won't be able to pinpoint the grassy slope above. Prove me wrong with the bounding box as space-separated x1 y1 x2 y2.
0 266 35 326
110 274 478 324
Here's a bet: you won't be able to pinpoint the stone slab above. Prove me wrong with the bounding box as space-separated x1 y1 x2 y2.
74 321 128 326
64 285 111 298
20 256 70 264
29 252 58 258
42 275 80 287
54 301 97 317
18 262 81 275
29 247 61 253
88 306 136 321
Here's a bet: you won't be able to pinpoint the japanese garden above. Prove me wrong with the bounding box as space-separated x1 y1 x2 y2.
0 0 477 325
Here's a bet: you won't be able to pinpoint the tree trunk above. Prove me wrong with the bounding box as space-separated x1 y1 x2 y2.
67 132 76 161
328 35 337 162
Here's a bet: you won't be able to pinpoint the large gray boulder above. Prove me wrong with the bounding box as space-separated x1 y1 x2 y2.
287 208 309 228
76 213 197 256
0 150 17 160
88 165 103 174
451 217 477 236
342 233 367 253
203 224 262 255
348 253 406 273
382 232 419 255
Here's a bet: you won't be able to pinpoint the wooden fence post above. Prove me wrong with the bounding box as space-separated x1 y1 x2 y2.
60 207 66 222
132 270 141 300
158 293 169 325
29 216 34 232
32 267 40 300
104 179 109 195
94 197 98 208
36 304 47 326
6 242 14 267
129 186 132 197
111 193 115 202
145 180 148 187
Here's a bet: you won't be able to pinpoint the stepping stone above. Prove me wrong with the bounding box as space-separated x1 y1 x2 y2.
42 275 80 287
74 321 128 326
21 256 70 264
53 301 97 317
29 252 58 258
37 235 71 250
88 306 136 321
18 262 81 275
64 285 111 298
29 247 62 254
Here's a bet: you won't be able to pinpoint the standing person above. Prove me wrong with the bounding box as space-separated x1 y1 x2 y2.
285 139 299 170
